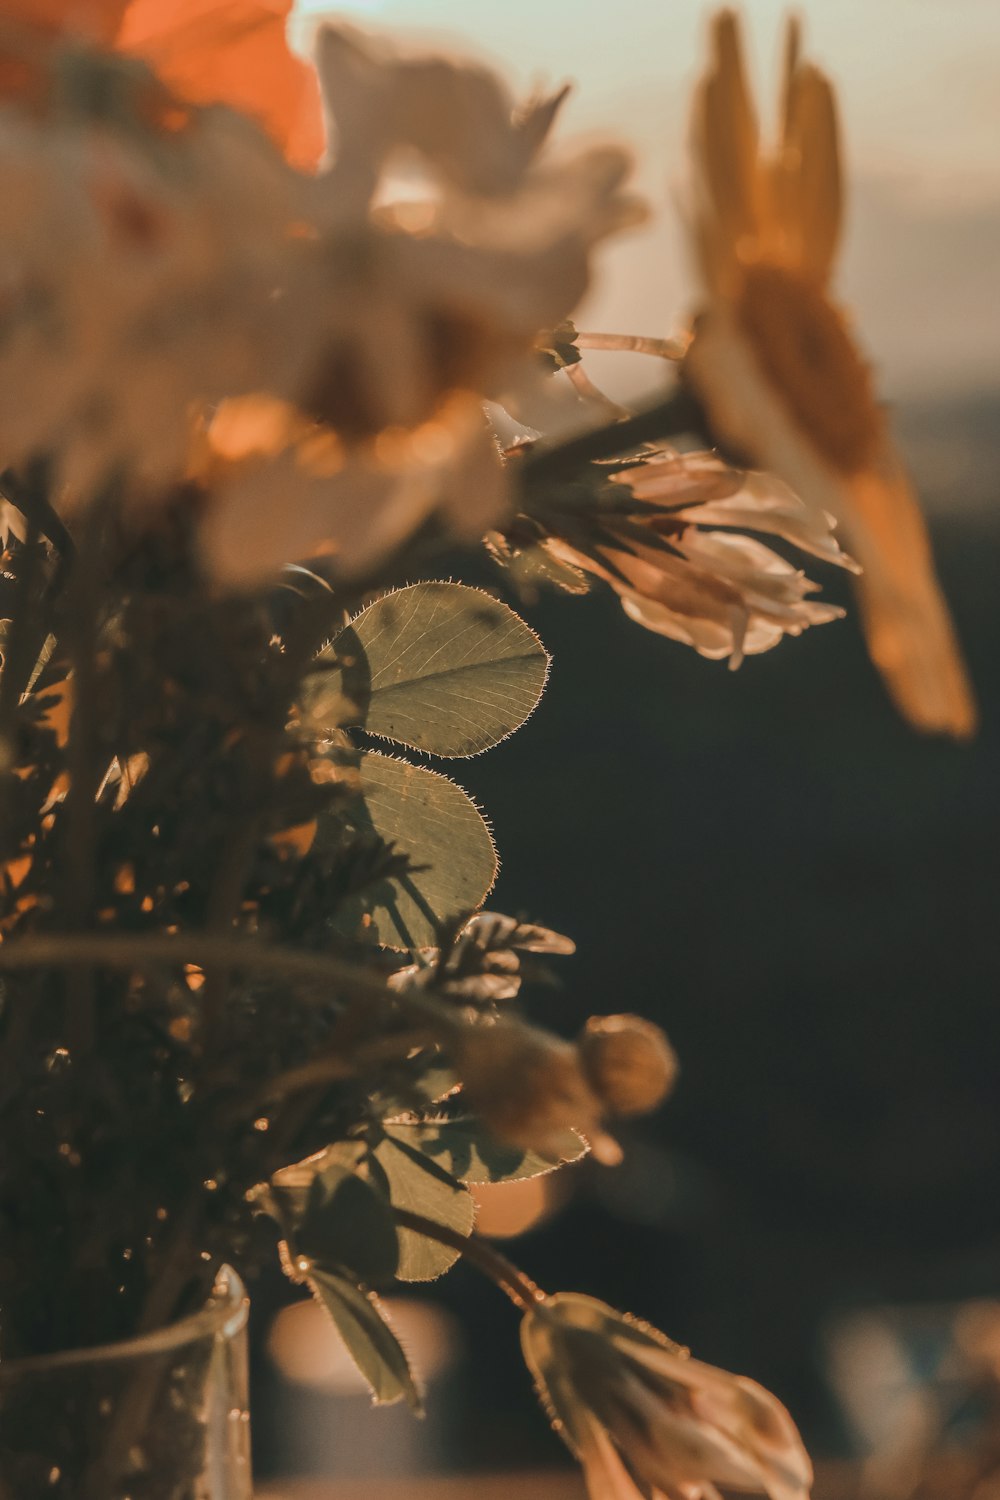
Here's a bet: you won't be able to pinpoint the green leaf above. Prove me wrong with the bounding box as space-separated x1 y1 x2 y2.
308 1270 422 1411
265 1147 400 1287
299 1168 400 1285
324 750 497 949
370 1135 474 1282
384 1117 588 1185
308 582 549 758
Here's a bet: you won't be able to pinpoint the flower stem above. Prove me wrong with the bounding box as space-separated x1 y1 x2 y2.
576 331 689 361
393 1208 545 1311
521 387 710 486
0 930 393 1001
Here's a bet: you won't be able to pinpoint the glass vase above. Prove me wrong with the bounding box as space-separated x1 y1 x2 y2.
0 1266 251 1500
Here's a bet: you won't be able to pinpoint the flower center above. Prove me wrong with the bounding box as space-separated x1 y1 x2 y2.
737 263 882 474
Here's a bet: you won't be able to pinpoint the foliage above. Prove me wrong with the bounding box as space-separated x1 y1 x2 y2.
0 6 967 1498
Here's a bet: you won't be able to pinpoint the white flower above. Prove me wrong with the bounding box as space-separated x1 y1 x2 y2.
544 448 849 667
522 1292 813 1500
682 11 975 736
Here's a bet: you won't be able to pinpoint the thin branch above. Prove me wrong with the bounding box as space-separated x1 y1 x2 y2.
0 930 394 1002
62 498 109 1060
520 387 711 487
392 1208 545 1311
576 331 690 361
565 362 631 419
259 1026 438 1104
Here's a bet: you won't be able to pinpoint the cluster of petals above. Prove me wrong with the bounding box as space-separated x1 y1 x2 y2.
0 3 639 584
521 1291 813 1500
546 449 852 667
682 10 975 734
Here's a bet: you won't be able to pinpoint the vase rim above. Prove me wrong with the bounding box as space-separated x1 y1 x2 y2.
0 1264 248 1374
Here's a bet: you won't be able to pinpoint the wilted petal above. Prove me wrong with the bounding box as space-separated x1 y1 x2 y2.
654 465 857 574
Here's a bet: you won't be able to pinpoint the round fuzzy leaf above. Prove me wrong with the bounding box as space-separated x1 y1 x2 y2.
311 582 549 757
327 751 497 949
370 1135 474 1282
308 1271 422 1410
384 1118 588 1185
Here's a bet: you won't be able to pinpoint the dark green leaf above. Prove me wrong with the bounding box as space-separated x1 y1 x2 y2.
370 1135 474 1282
298 1167 400 1285
308 1270 422 1410
384 1117 587 1185
308 582 549 757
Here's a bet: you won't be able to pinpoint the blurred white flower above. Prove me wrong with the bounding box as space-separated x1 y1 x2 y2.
522 1291 813 1500
0 70 318 500
192 26 641 585
0 29 639 587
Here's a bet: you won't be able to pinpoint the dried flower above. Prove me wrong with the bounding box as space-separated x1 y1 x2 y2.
683 11 975 735
521 1292 813 1500
542 448 849 667
579 1014 678 1118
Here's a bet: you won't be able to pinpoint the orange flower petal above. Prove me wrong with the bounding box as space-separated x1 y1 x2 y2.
116 0 324 168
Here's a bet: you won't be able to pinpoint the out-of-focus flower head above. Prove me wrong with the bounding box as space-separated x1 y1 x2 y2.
454 1016 618 1164
0 87 319 502
0 5 641 587
198 25 642 587
510 446 852 667
522 1291 813 1500
682 10 975 735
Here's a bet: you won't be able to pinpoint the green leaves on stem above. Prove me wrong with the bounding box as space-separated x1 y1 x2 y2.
263 1114 580 1407
305 582 549 948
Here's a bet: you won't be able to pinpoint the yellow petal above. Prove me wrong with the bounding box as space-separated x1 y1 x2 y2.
782 58 841 283
845 460 977 739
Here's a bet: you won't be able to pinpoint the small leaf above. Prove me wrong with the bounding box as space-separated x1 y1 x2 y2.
307 582 549 757
309 1270 422 1411
323 751 497 949
385 1117 587 1185
370 1135 474 1282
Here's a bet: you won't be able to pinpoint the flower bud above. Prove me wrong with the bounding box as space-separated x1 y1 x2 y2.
579 1014 678 1116
521 1292 812 1500
457 1018 604 1157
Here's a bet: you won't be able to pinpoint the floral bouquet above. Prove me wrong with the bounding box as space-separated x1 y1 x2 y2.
0 2 974 1497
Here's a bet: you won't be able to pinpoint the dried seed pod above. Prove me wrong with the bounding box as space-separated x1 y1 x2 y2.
579 1013 678 1117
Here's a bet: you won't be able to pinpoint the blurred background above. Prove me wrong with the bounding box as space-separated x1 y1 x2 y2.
260 1 1000 1494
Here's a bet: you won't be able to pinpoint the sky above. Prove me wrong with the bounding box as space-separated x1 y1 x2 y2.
298 0 1000 399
